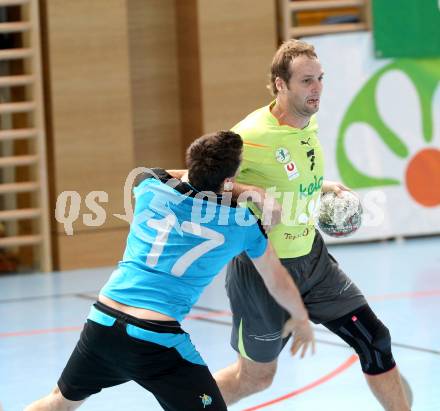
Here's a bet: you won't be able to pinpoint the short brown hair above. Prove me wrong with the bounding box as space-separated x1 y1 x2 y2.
186 131 243 193
269 39 317 95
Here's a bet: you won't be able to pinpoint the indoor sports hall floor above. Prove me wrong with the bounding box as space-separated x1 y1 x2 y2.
1 236 439 411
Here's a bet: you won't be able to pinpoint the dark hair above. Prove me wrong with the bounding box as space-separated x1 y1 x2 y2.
186 131 243 193
269 39 317 96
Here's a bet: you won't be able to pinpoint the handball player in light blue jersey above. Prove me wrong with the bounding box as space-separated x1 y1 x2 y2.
25 131 314 411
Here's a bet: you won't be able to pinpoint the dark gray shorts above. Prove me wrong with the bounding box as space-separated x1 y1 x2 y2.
225 231 367 362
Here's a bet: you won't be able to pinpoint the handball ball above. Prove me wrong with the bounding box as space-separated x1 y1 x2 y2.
317 191 362 238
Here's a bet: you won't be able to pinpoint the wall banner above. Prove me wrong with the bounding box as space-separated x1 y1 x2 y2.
308 32 440 243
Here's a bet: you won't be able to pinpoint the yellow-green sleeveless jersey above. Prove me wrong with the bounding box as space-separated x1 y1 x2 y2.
232 103 324 258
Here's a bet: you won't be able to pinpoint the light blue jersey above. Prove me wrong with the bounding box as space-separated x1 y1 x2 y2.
101 169 267 322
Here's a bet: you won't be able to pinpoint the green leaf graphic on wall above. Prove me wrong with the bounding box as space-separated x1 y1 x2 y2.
337 59 440 207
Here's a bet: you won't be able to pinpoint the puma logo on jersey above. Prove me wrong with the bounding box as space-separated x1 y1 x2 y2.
301 137 312 146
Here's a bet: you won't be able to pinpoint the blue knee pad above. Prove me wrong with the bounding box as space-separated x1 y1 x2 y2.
324 305 396 375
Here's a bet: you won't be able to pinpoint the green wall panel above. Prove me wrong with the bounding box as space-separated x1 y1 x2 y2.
372 0 440 58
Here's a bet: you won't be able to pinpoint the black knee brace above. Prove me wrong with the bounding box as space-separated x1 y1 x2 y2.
324 305 396 375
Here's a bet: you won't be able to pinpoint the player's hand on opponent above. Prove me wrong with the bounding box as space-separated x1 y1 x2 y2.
282 317 316 358
322 180 351 197
254 188 283 232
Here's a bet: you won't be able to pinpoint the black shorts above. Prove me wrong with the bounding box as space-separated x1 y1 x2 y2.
225 231 367 362
58 302 227 411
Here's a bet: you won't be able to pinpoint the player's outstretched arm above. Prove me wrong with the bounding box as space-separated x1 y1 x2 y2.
166 172 282 230
167 171 264 202
231 182 282 231
250 243 316 358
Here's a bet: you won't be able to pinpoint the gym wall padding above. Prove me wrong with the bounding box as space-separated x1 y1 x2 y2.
41 0 277 270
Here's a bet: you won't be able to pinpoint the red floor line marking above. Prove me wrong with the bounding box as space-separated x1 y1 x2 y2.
1 287 438 339
0 326 82 338
369 289 440 301
186 311 232 320
241 355 359 411
0 312 232 339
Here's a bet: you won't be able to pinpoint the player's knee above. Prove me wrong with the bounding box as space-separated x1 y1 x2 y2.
351 320 396 375
50 386 78 411
253 372 275 392
328 307 396 376
361 322 396 375
23 387 69 411
240 362 276 393
371 322 392 355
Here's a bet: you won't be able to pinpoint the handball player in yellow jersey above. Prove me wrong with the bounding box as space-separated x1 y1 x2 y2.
212 39 411 411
